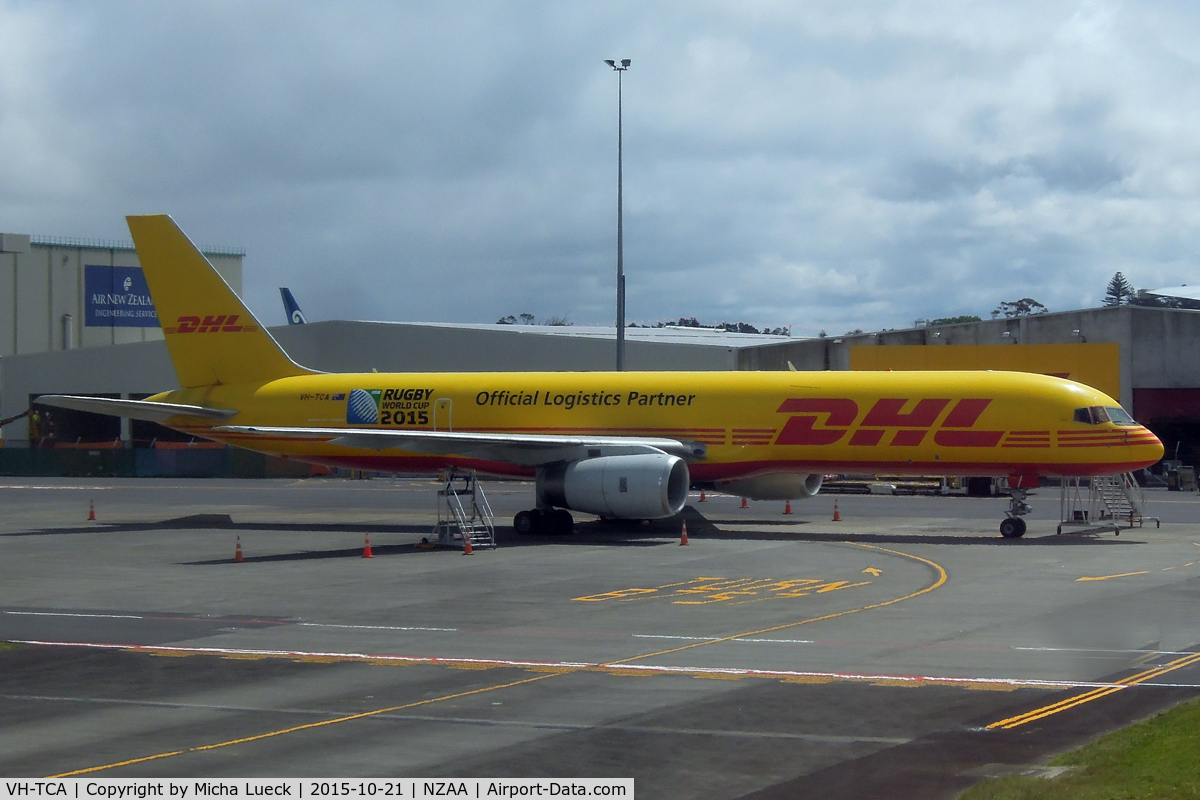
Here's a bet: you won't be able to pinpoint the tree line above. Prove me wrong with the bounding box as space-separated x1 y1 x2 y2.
497 313 791 336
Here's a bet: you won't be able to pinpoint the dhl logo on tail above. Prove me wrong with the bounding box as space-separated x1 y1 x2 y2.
163 314 260 334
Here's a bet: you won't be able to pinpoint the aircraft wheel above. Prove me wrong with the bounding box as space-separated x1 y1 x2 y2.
549 509 574 535
513 510 542 535
1000 517 1026 538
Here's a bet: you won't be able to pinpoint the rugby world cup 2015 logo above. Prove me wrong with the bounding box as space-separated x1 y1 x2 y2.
347 389 382 424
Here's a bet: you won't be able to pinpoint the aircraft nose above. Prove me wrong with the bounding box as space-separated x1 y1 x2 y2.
1133 426 1165 467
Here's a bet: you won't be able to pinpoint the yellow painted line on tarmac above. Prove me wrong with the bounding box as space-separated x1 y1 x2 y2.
987 650 1200 730
46 672 556 778
600 543 947 668
1075 571 1149 582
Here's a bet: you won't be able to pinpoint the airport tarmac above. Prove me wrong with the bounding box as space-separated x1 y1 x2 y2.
2 477 1200 798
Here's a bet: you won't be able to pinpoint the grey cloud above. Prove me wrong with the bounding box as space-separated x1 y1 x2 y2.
2 0 1200 334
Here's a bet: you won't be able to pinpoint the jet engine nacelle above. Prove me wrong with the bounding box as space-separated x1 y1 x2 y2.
538 454 690 519
716 473 823 501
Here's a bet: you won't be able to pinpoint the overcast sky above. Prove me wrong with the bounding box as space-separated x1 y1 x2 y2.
3 1 1199 336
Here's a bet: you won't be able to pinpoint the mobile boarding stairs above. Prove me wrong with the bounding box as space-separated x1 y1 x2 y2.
432 469 496 550
1058 472 1160 535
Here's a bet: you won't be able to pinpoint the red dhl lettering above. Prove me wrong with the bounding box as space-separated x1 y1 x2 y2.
774 397 1004 448
775 399 858 445
166 314 250 334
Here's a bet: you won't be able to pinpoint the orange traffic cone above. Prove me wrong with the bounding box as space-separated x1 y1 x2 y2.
362 533 374 558
740 497 749 509
234 535 244 563
463 536 474 556
833 501 841 522
699 489 706 502
784 500 793 515
88 499 96 521
680 520 690 546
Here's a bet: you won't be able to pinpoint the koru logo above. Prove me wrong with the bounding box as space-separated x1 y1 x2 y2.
122 277 132 291
774 398 1003 448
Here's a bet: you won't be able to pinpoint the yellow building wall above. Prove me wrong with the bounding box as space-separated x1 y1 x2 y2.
850 343 1120 400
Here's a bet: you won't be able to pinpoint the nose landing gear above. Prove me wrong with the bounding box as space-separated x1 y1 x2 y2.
1000 487 1032 538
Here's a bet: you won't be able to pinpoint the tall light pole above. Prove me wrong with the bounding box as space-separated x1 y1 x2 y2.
605 58 631 370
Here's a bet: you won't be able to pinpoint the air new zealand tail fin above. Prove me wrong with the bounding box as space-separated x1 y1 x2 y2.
127 215 316 388
280 287 308 324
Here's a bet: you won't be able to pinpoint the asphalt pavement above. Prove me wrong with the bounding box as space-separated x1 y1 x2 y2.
2 477 1199 798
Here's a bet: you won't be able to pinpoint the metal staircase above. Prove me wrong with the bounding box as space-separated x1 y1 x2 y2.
1091 472 1158 529
1058 473 1159 534
432 469 496 550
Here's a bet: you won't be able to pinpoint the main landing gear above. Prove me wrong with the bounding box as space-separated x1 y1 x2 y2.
999 487 1032 538
513 508 574 536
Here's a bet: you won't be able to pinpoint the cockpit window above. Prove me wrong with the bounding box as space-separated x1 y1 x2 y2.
1073 406 1138 426
1104 406 1137 426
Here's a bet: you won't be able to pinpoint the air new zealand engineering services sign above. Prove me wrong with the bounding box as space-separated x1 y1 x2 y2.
85 265 159 327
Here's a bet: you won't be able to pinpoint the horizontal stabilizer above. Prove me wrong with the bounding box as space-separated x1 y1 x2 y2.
36 395 237 424
217 425 706 466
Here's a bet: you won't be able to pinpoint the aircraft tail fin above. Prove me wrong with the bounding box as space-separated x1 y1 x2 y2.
127 215 316 388
280 287 308 324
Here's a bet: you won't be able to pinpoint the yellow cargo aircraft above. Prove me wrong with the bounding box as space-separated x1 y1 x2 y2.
39 216 1163 539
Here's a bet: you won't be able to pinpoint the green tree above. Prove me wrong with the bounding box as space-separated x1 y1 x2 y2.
991 298 1048 318
1104 272 1135 306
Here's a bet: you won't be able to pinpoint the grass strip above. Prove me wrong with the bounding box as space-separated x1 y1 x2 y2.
962 696 1200 799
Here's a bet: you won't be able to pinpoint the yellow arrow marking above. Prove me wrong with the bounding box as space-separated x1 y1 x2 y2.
1076 571 1149 582
862 567 882 576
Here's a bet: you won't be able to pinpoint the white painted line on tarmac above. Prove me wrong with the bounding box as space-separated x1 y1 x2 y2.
11 640 594 670
0 485 116 490
3 618 142 623
296 623 457 632
1010 646 1197 656
633 635 817 645
633 635 1194 656
18 639 1196 691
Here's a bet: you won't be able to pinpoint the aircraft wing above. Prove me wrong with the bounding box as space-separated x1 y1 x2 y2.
34 395 238 423
216 425 707 466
